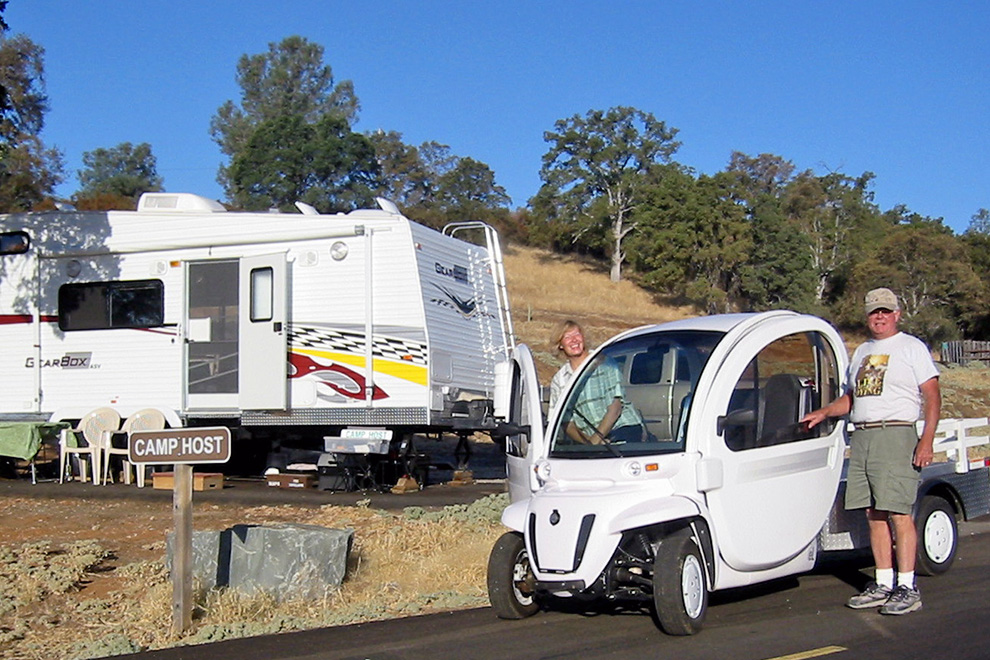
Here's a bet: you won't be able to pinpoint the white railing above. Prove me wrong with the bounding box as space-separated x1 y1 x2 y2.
927 418 989 474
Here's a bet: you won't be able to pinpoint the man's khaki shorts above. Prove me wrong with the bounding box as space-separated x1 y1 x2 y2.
845 426 921 515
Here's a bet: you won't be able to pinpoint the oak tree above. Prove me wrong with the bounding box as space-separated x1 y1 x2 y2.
533 106 681 282
0 33 63 211
75 141 163 206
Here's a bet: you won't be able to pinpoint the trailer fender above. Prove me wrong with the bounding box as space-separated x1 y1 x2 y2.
606 495 702 536
501 499 530 532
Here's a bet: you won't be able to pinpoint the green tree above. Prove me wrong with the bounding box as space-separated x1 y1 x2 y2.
210 36 358 200
368 130 433 209
962 209 990 338
427 157 510 227
629 168 751 313
0 33 63 211
725 151 795 199
720 153 816 311
737 195 817 312
783 170 883 304
75 142 163 205
227 113 379 213
533 106 681 282
966 207 990 234
368 131 510 229
845 221 985 344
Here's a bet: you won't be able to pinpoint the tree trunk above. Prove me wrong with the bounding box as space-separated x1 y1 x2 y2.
611 206 624 282
610 255 622 282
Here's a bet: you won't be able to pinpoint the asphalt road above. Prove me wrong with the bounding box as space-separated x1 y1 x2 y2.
119 520 990 660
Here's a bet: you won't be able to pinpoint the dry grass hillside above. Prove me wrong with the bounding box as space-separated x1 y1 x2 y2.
502 245 694 382
502 245 990 419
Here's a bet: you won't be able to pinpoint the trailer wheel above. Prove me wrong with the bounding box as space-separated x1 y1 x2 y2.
915 495 958 576
653 528 708 635
487 532 539 619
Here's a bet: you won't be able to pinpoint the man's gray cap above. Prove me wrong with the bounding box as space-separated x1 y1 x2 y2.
865 287 899 314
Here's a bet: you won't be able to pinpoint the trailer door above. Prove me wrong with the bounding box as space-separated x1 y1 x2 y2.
505 343 546 502
238 253 288 410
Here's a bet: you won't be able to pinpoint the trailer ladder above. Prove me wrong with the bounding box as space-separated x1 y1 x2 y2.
443 221 516 351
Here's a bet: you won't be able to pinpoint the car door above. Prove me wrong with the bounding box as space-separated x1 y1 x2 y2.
694 315 846 572
504 343 546 502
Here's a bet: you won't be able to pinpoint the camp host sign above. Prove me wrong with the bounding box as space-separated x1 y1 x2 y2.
128 427 231 635
128 427 231 465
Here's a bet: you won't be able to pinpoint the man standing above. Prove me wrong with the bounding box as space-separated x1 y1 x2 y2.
802 287 941 615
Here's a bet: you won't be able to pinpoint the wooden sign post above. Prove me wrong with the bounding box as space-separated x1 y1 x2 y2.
128 427 231 635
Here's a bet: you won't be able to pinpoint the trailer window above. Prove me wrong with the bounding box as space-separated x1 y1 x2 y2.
0 231 30 254
58 279 165 331
249 267 274 322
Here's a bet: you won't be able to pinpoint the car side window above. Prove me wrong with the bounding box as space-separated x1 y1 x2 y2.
722 331 838 452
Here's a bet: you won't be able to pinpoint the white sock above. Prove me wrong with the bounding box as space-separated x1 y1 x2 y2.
875 568 895 589
897 571 915 589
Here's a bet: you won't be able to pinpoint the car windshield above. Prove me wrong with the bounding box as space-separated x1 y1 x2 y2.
549 330 723 458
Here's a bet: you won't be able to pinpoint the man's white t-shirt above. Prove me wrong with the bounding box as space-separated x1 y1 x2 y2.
846 331 939 424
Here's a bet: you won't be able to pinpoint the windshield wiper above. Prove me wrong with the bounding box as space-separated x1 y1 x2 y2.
570 408 623 458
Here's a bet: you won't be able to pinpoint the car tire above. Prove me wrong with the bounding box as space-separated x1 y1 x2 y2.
653 527 708 635
487 532 540 619
915 494 958 576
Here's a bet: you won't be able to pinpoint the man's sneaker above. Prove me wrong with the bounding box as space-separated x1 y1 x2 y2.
846 582 893 609
879 584 922 615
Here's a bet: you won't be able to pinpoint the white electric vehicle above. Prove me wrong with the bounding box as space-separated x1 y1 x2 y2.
489 311 990 635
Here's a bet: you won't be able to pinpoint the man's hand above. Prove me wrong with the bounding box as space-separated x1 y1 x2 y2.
800 393 852 430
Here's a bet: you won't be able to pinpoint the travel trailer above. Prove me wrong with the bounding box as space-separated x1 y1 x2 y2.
0 193 515 474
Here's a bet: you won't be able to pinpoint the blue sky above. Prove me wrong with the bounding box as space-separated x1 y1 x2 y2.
6 1 989 233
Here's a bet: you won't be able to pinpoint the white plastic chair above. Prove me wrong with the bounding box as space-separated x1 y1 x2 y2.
102 408 166 487
59 407 120 484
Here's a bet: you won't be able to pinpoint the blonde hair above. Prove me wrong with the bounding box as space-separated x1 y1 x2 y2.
553 320 584 354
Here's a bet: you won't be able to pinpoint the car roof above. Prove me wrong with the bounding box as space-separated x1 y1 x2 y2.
614 311 802 341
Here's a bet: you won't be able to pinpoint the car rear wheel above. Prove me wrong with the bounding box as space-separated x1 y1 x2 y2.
915 494 957 576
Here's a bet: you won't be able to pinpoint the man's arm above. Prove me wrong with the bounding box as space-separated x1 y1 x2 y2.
914 377 941 467
593 397 623 443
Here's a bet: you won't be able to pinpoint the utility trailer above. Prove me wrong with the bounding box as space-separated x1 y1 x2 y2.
489 311 990 634
0 193 514 475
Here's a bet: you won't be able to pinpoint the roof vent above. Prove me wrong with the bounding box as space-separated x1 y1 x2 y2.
295 201 319 215
376 197 401 214
138 193 227 213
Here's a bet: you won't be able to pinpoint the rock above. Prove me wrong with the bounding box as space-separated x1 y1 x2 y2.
167 523 353 600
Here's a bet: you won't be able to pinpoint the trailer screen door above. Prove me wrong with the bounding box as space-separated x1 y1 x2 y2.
238 253 288 410
186 260 239 409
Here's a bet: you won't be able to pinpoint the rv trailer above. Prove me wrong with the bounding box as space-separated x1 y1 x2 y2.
0 193 515 475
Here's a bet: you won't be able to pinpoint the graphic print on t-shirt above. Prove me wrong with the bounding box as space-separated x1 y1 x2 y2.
854 354 889 397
